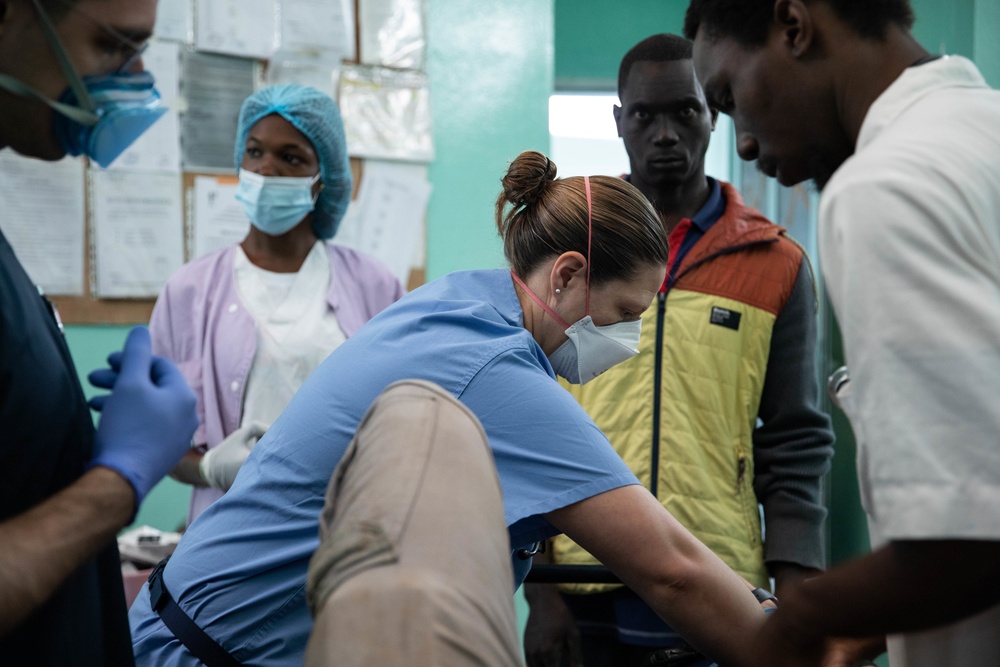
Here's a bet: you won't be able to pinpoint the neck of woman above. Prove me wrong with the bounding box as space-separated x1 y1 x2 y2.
240 220 319 273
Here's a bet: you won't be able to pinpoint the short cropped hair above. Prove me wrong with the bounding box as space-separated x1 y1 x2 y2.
618 34 693 99
684 0 915 47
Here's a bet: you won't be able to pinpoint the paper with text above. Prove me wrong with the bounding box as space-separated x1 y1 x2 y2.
90 170 184 298
0 152 85 295
191 175 247 259
196 0 277 59
336 161 429 285
180 51 258 171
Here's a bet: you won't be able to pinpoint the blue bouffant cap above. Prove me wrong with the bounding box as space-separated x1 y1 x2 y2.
234 84 352 240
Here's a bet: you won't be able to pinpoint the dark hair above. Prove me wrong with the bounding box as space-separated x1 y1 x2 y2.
496 151 668 286
684 0 915 46
34 0 74 21
618 34 693 99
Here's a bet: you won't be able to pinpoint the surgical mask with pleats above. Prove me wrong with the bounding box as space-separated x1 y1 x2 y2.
510 175 643 385
0 0 166 168
235 169 321 236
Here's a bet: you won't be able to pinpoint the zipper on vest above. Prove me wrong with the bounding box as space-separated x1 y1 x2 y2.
650 290 666 498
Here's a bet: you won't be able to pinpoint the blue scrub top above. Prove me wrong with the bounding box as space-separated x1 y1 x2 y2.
130 268 639 666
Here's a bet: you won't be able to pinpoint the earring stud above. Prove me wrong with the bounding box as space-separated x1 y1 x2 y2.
555 288 561 294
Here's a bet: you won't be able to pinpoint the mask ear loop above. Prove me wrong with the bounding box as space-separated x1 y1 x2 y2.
584 175 593 316
510 271 572 330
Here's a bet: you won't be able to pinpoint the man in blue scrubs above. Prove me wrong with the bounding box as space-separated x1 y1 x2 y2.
0 0 197 663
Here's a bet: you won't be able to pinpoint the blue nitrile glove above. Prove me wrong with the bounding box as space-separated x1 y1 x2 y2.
87 351 122 412
87 326 198 507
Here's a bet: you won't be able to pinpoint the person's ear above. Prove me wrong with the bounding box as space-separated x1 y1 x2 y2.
550 251 587 296
612 104 624 138
774 0 815 59
710 107 719 130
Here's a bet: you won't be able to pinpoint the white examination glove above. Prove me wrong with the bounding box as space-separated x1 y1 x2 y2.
199 421 268 491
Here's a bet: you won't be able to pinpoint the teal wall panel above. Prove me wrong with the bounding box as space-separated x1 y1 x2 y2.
555 0 687 90
974 0 1000 88
425 0 554 279
911 0 975 57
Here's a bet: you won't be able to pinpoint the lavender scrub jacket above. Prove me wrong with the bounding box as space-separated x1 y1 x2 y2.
149 242 404 521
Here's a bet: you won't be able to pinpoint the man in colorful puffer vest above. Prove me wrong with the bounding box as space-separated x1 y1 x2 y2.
523 33 835 667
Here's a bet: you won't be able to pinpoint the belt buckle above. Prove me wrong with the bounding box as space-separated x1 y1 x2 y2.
147 557 170 611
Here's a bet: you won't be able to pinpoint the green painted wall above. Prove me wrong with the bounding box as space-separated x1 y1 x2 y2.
426 0 554 278
912 0 975 57
973 0 1000 87
554 0 999 91
554 0 687 90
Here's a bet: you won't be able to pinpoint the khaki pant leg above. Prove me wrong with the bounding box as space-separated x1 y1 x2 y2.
305 380 521 667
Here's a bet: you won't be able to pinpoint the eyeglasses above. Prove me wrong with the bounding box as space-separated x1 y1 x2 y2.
52 0 151 73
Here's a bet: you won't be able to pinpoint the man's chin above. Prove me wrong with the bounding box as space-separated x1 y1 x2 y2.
775 163 833 191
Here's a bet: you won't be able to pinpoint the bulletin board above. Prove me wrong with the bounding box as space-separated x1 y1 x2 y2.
1 0 431 325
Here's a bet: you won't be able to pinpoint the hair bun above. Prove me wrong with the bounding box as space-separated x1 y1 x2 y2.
501 151 557 209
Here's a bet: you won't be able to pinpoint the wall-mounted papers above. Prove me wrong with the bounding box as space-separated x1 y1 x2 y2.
154 0 192 43
359 0 426 70
191 175 247 259
104 40 181 173
89 170 184 298
196 0 277 59
267 49 342 101
339 64 433 163
334 160 430 285
180 51 258 171
0 153 86 295
277 0 355 56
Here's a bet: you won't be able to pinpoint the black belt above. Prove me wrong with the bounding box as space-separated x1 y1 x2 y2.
148 557 243 667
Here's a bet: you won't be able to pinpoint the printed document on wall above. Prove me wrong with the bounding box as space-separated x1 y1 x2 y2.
196 0 277 59
0 152 85 295
154 0 192 43
181 51 258 170
268 0 354 101
359 0 426 69
104 40 182 172
339 64 433 162
336 160 429 285
277 0 354 55
191 175 247 259
90 170 184 298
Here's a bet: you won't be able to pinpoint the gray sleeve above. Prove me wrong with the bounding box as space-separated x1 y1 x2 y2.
753 255 835 570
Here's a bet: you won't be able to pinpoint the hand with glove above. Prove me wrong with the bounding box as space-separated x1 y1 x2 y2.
200 421 268 491
87 326 198 510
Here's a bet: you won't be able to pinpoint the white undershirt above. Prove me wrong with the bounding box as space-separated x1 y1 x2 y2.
234 241 346 428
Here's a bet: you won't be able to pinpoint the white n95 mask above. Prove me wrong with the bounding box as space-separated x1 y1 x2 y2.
548 316 641 384
236 169 321 236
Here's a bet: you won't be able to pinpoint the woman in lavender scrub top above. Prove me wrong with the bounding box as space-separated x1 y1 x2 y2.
149 84 403 523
